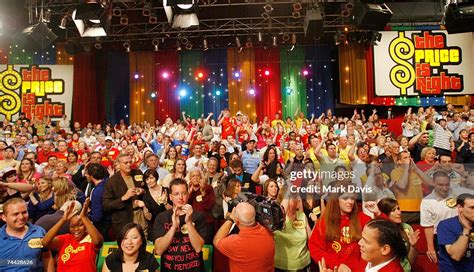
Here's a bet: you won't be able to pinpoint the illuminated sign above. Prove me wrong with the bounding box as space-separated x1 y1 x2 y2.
0 65 73 121
374 31 474 96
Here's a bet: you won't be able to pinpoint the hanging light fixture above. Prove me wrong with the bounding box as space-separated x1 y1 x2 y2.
123 41 131 52
152 39 159 51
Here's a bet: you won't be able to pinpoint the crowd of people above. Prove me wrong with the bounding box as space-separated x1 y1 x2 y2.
0 104 473 272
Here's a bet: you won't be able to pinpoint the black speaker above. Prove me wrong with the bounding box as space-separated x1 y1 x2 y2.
352 3 392 31
304 9 323 38
444 2 474 34
22 22 57 48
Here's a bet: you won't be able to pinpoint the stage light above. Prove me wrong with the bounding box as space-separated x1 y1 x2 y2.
94 42 102 50
235 37 242 48
249 88 256 95
149 11 158 24
112 6 122 17
152 39 159 51
272 36 277 47
164 0 199 28
72 3 110 37
123 41 131 52
203 38 209 51
133 71 140 80
258 32 263 42
264 69 270 76
59 15 68 29
233 71 241 79
176 40 182 51
215 90 221 96
120 14 128 25
150 92 157 98
179 89 187 97
197 72 204 79
286 86 293 94
162 71 170 79
42 9 52 23
302 69 309 76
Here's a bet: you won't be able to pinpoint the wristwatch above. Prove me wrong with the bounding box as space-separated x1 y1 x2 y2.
225 216 234 224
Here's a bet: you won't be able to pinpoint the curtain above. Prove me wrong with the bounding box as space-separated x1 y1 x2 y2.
179 50 204 119
339 43 368 105
154 50 180 123
55 43 74 65
129 52 155 123
445 96 471 106
203 48 229 118
72 52 100 125
227 48 256 117
280 46 307 119
102 52 130 124
305 45 336 116
254 48 282 120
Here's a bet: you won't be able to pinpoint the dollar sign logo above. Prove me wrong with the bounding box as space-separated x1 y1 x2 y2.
389 32 415 96
0 65 22 120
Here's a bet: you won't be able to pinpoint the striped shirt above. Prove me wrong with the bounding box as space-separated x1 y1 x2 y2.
433 123 453 150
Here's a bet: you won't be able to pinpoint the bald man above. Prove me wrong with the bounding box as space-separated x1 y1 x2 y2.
213 202 275 272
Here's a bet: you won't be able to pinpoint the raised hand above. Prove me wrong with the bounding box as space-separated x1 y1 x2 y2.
62 201 77 221
408 228 421 247
80 198 90 219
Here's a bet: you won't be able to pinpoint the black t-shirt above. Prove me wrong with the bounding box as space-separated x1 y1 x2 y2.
105 250 159 272
410 142 426 163
153 209 207 272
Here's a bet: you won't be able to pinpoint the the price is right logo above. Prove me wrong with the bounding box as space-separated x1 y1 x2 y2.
389 31 463 96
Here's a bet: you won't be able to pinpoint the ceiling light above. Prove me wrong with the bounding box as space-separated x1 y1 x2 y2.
258 32 263 42
120 14 128 25
94 42 102 50
42 9 52 23
176 40 182 51
149 11 158 24
164 0 199 28
112 6 122 17
235 37 242 48
272 36 277 47
263 4 273 13
203 38 209 51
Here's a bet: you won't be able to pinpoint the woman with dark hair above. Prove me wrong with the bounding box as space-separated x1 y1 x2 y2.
308 180 371 271
18 158 41 184
365 198 420 272
252 146 282 181
214 143 230 172
263 178 280 201
42 198 103 272
142 169 170 238
102 223 159 272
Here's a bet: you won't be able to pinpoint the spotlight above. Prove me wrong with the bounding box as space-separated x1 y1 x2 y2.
249 88 256 96
120 14 128 25
245 37 253 48
258 32 263 42
302 69 309 76
185 43 193 50
282 33 290 42
179 89 187 97
263 4 273 13
112 6 122 17
261 12 270 20
235 37 242 48
142 4 151 17
123 41 131 52
215 90 221 96
133 71 140 80
149 12 158 24
272 36 277 47
42 9 52 23
176 40 182 51
264 70 270 76
162 71 170 79
286 86 293 94
233 71 241 79
292 11 301 18
197 72 204 79
94 42 102 50
164 0 199 29
291 33 297 45
72 3 110 37
293 3 302 11
59 15 68 29
152 39 159 51
203 38 209 51
150 92 157 98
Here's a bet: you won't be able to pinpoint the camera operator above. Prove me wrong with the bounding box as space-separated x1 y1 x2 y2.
213 202 275 272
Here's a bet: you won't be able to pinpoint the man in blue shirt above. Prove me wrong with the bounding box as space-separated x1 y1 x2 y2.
85 163 108 240
0 198 53 271
241 140 260 174
437 193 474 272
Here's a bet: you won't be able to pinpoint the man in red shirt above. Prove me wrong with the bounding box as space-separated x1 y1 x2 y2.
213 202 275 272
37 140 57 164
100 137 120 168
